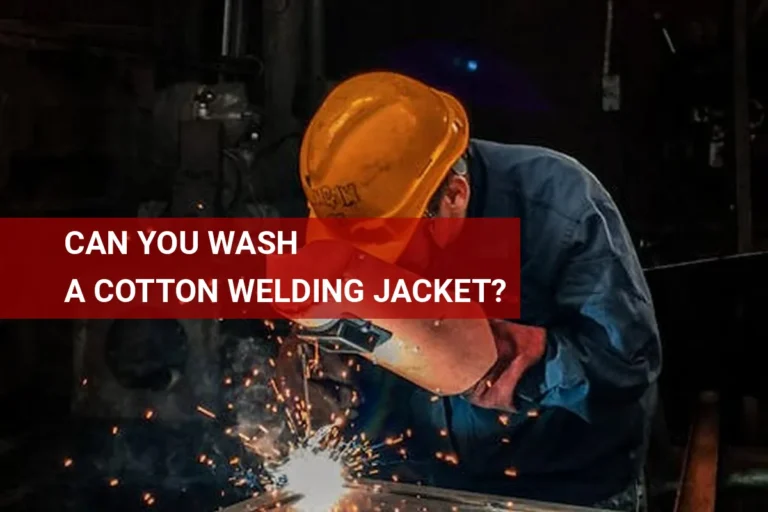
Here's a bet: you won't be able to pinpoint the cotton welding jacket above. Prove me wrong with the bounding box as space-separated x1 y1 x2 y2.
352 139 662 507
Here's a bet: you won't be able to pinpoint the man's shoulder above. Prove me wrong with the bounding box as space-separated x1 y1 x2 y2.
470 139 614 220
471 139 580 169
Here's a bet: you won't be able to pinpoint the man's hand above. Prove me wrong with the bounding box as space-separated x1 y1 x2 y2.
275 338 362 428
465 320 546 412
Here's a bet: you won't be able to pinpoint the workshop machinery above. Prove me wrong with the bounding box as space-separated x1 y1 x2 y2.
71 0 289 426
72 80 278 424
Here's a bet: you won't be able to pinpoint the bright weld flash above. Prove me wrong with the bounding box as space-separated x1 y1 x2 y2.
275 449 346 511
269 426 352 511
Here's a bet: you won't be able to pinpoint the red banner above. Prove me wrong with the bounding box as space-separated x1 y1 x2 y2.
0 218 520 319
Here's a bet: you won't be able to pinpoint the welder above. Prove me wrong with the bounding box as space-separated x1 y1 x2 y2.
277 72 661 511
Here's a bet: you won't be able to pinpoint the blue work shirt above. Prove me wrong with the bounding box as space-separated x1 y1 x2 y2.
354 140 662 506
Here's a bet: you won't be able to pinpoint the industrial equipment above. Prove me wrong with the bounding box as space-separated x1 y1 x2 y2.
71 318 224 422
72 79 276 422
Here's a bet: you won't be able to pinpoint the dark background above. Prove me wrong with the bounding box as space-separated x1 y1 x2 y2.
0 0 767 510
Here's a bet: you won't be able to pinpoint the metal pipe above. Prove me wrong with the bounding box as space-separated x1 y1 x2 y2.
642 249 768 273
673 391 720 512
232 0 246 57
307 0 326 109
733 0 752 252
262 0 304 135
221 0 233 57
726 470 768 488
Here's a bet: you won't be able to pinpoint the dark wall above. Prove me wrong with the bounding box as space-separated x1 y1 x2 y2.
323 0 641 223
0 0 151 24
0 0 225 214
323 0 761 262
1 0 758 253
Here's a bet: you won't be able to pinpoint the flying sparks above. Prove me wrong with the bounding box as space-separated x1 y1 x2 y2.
208 323 385 510
120 321 386 509
255 336 382 510
76 318 549 509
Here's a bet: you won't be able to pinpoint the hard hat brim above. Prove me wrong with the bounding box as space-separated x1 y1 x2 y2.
306 209 421 265
388 89 469 219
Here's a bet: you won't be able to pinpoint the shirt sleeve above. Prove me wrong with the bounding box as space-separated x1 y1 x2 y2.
512 196 662 422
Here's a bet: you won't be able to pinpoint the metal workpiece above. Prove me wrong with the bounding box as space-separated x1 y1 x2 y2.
218 479 613 512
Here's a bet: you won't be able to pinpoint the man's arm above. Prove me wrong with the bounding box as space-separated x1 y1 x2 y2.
269 240 498 396
468 196 662 422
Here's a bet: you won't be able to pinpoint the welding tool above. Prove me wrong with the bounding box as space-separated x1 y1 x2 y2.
293 318 392 355
268 242 498 396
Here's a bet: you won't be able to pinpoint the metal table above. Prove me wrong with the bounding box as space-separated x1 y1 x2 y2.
219 479 612 512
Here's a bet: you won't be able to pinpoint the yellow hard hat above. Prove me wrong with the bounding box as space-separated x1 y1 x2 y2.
300 71 469 262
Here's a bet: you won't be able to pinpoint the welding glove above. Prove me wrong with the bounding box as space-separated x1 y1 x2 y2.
306 351 363 424
275 337 363 428
269 239 364 426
